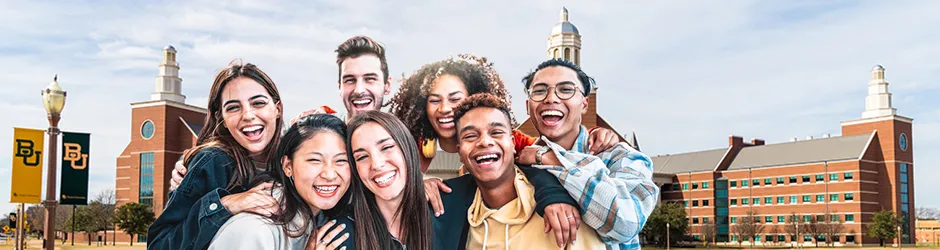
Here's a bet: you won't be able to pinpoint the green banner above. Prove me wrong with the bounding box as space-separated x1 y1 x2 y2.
60 131 90 205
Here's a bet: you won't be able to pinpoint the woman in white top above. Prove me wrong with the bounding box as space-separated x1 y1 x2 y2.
209 114 354 250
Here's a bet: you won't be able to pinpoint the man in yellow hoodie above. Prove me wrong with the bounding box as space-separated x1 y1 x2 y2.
452 93 605 249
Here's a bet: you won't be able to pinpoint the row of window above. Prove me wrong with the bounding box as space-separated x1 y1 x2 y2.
683 193 855 207
671 172 855 191
727 193 854 206
722 214 855 224
727 234 856 243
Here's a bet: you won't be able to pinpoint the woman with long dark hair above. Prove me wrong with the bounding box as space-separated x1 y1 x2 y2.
346 111 431 250
207 114 353 250
148 61 286 250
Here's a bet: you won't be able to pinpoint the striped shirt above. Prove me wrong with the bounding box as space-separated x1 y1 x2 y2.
534 126 659 250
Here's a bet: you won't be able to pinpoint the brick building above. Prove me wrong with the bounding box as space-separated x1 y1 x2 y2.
916 219 940 245
655 65 915 246
115 46 205 223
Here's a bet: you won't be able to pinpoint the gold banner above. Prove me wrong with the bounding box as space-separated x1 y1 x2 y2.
11 128 44 204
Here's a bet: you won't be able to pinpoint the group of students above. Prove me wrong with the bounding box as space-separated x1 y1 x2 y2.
145 36 660 250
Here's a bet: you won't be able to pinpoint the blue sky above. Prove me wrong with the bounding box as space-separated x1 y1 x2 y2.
1 0 938 214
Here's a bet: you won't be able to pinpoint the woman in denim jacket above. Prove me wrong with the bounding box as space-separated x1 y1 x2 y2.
147 61 286 250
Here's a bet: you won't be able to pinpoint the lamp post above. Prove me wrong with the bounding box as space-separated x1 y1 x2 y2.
41 75 66 250
897 225 902 250
667 222 671 250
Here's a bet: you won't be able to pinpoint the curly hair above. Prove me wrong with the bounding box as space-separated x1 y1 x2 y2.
387 54 514 141
453 93 513 126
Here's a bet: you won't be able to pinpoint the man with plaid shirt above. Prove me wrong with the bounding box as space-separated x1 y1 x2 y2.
517 58 659 249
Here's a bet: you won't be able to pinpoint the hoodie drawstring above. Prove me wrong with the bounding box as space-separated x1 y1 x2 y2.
482 219 489 250
504 224 510 250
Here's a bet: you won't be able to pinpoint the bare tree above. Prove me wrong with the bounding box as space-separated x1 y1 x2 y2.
702 222 717 248
807 215 824 247
91 189 116 244
733 210 765 248
823 212 846 246
917 206 940 220
785 213 802 247
769 225 781 246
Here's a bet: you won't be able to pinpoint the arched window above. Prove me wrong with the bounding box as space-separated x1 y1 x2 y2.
553 48 560 58
575 49 580 65
564 48 571 61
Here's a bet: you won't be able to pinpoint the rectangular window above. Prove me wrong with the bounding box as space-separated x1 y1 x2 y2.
764 178 772 185
778 216 786 222
831 214 840 222
816 194 824 202
844 172 854 180
789 176 797 184
815 174 824 182
703 217 709 223
730 181 737 187
846 235 856 243
776 177 785 184
730 199 737 205
742 198 749 205
845 193 854 201
703 200 710 206
731 217 738 223
766 235 774 242
778 235 786 242
672 183 680 191
900 163 908 173
703 182 709 189
804 235 812 241
693 235 700 241
732 236 738 242
902 183 908 193
817 215 825 221
684 201 689 207
830 173 839 181
742 180 748 187
682 183 688 190
777 196 784 204
790 196 797 203
693 200 699 207
765 197 772 204
803 195 811 202
846 214 855 222
753 179 760 186
802 175 811 182
900 173 908 181
693 217 699 224
139 152 155 206
830 194 839 201
765 216 772 223
693 183 699 189
753 198 760 205
803 215 811 222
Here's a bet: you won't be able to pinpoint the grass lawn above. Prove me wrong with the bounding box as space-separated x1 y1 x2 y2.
0 239 146 250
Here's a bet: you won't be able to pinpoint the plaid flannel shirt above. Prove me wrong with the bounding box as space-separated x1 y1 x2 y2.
534 126 659 250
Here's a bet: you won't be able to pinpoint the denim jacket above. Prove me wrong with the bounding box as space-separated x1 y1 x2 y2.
147 147 247 250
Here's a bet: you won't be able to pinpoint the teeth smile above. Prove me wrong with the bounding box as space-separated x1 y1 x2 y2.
374 171 396 184
353 99 372 105
241 125 263 133
541 110 564 117
438 117 453 123
475 153 498 162
315 185 337 192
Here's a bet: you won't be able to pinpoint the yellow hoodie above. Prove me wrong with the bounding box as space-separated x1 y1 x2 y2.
466 167 605 250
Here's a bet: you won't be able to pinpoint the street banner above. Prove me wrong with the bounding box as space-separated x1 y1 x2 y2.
11 128 44 204
60 131 90 205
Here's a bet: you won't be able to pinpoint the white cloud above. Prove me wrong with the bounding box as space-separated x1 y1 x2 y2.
1 0 938 214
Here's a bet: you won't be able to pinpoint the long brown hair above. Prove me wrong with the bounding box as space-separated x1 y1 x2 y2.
184 60 284 191
346 111 430 250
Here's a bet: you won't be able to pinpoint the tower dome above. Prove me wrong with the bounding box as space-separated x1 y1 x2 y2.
551 7 580 35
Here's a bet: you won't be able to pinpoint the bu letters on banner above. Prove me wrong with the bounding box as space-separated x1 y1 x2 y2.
11 128 45 204
60 131 91 205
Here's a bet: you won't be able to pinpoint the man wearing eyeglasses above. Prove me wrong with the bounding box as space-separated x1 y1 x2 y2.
517 58 659 250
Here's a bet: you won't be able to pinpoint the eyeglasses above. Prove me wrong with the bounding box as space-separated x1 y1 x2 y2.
526 82 584 102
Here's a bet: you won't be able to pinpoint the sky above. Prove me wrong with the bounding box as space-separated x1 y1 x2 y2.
1 0 938 214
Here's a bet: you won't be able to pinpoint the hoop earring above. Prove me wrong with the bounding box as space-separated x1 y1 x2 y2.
422 137 437 159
